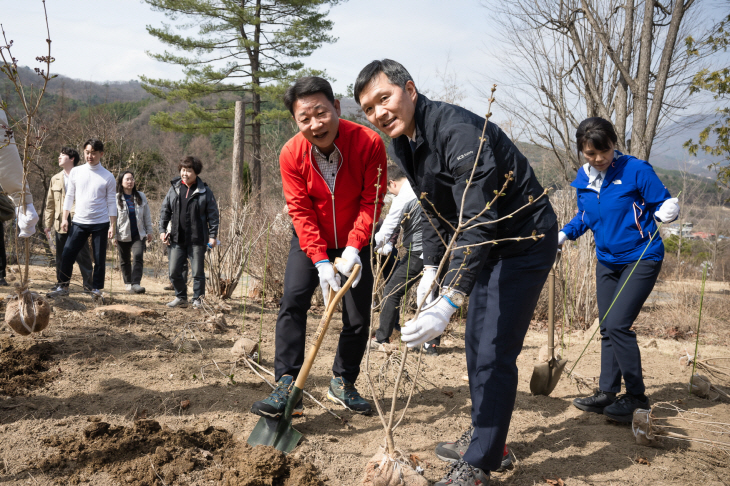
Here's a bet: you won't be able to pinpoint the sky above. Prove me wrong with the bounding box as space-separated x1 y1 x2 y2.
2 0 500 114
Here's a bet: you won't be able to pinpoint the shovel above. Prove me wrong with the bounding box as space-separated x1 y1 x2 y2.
247 258 361 453
529 251 567 396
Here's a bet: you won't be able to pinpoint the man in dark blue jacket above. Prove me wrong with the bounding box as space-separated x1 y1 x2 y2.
355 59 558 486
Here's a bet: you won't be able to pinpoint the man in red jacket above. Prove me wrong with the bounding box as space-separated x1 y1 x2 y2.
250 77 386 418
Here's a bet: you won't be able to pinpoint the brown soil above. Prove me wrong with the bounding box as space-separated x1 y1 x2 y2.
1 265 729 485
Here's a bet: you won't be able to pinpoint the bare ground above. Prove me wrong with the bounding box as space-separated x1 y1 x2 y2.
1 265 728 485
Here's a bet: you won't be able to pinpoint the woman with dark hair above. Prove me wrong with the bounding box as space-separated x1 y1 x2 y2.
115 171 153 294
560 117 679 423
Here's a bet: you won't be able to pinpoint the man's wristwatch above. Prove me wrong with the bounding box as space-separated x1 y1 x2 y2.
441 287 465 307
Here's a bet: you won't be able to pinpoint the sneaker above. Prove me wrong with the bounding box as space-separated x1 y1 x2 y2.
90 289 105 303
131 284 145 294
250 375 304 419
435 459 490 486
192 298 203 309
436 427 473 462
368 337 392 353
164 283 174 291
326 376 372 415
423 342 438 355
47 286 69 298
573 390 618 414
603 394 650 423
125 284 133 292
166 297 188 308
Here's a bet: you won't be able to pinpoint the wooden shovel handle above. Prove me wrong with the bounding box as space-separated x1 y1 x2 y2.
293 258 361 390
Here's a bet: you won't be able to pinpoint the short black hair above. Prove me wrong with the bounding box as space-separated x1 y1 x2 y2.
387 164 407 182
83 138 104 152
575 117 618 160
354 59 415 105
179 156 203 175
61 146 80 166
283 76 336 115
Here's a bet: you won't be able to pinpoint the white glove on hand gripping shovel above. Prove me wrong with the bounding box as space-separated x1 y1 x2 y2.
315 260 341 302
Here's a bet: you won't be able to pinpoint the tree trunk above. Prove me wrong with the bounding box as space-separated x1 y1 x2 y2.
231 100 246 205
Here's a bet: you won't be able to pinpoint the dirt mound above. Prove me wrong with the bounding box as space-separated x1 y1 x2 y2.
0 337 57 396
39 419 326 486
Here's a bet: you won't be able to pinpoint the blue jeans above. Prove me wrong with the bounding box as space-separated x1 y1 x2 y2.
59 222 109 290
463 224 558 472
169 244 206 300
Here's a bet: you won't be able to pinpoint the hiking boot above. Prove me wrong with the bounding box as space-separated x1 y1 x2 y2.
573 390 618 414
603 394 649 423
494 445 514 473
327 376 372 415
131 284 145 294
47 286 69 298
435 459 490 486
164 283 174 291
250 375 304 419
167 297 188 308
125 284 133 293
436 427 473 462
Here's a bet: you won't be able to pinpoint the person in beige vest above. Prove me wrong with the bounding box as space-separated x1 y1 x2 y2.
44 147 93 292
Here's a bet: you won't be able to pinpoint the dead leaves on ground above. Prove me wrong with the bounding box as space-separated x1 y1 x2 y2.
544 478 565 486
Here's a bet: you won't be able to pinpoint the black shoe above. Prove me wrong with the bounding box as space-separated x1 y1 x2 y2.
603 394 649 423
573 390 618 414
0 277 9 287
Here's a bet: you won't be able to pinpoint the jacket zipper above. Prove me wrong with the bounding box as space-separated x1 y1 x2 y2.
310 144 342 249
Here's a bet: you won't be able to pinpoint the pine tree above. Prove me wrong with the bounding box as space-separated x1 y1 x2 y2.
141 0 342 196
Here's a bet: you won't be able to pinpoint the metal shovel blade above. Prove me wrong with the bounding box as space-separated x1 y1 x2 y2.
530 253 566 396
247 386 304 453
529 356 568 396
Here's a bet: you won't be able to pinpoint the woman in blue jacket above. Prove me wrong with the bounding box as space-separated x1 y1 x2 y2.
559 117 679 423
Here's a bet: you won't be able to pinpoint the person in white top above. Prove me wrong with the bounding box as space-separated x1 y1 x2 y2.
48 139 117 299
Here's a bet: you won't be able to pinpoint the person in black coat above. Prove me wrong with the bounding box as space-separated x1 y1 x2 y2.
355 59 558 486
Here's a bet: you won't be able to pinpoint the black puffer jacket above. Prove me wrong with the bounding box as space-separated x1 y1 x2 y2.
388 94 557 295
159 176 219 245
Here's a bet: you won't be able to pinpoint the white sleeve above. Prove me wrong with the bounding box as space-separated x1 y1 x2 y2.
376 181 416 242
62 169 76 212
107 174 118 217
0 102 33 205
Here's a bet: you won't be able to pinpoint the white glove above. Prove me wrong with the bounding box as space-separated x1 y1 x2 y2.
377 242 393 255
558 231 568 246
374 231 386 250
16 203 39 238
315 260 341 302
334 246 362 287
654 198 679 223
416 265 438 306
401 297 457 347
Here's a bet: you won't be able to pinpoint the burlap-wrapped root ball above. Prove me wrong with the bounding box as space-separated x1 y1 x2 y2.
362 449 427 486
5 292 52 335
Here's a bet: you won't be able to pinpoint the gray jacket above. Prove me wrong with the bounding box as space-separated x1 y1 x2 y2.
115 191 153 242
400 197 423 254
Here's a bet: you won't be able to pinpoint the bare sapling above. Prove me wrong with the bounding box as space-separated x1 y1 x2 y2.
0 1 55 334
361 86 550 485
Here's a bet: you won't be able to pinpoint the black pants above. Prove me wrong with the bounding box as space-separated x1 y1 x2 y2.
169 244 206 300
59 222 109 290
0 221 6 279
463 224 558 472
596 259 661 396
376 254 423 343
274 234 373 384
117 239 145 285
55 224 93 289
